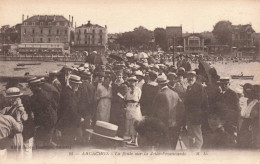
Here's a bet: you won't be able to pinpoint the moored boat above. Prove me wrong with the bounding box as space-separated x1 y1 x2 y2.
231 75 254 80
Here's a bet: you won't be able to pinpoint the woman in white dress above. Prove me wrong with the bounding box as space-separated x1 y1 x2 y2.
96 76 112 122
124 76 142 144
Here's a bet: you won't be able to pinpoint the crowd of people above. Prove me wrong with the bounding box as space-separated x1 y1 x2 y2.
0 52 259 158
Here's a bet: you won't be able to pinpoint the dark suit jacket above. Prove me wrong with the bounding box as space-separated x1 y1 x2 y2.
184 82 209 125
79 81 96 118
152 87 185 128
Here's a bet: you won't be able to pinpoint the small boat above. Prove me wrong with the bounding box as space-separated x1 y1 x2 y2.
14 67 28 71
57 64 65 66
231 75 254 80
17 63 41 66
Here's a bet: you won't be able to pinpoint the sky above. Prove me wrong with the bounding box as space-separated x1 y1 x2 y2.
0 0 260 33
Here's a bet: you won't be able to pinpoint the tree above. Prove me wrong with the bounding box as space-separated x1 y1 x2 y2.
154 28 167 51
212 21 232 45
117 26 153 50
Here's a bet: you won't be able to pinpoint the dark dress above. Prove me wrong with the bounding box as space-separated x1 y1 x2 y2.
110 94 126 137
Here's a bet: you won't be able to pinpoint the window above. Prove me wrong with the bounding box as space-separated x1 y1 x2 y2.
99 29 102 33
48 38 51 43
92 29 95 33
78 29 81 34
65 30 67 34
49 29 51 34
32 29 35 34
247 34 251 39
32 38 34 43
24 29 26 34
40 22 43 26
84 29 86 34
48 22 51 26
57 29 59 34
56 37 59 42
100 35 102 39
40 38 43 43
85 40 87 44
24 22 27 25
41 29 43 34
32 22 35 26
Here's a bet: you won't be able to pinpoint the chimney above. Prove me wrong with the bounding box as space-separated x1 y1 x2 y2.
22 14 24 22
88 20 90 24
27 15 29 19
72 16 74 27
105 25 107 29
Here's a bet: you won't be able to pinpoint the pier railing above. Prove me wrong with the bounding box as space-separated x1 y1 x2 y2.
0 54 85 62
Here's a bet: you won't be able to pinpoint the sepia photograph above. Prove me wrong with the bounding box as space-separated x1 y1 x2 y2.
0 0 260 163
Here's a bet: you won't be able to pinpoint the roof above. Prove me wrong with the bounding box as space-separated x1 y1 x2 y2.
77 21 104 28
166 26 182 37
231 24 255 33
183 33 204 38
24 15 69 23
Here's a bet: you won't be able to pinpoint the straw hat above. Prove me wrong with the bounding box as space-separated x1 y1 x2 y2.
29 78 44 86
157 74 169 85
4 87 23 97
69 75 82 84
86 121 123 141
127 75 138 82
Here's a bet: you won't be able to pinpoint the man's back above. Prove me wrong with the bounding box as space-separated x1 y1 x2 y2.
0 114 23 140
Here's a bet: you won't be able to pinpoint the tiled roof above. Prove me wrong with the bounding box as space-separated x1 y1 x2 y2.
24 15 69 23
77 22 104 28
231 24 255 33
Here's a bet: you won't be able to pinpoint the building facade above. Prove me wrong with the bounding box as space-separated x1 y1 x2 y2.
231 24 255 48
165 26 183 51
19 15 74 54
183 33 206 55
73 21 107 53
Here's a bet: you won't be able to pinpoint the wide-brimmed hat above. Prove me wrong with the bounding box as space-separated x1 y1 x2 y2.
127 75 138 82
29 78 44 86
69 74 82 84
86 121 123 141
157 74 169 85
49 70 58 76
187 71 197 77
135 70 144 77
167 72 177 78
3 87 23 97
217 77 230 84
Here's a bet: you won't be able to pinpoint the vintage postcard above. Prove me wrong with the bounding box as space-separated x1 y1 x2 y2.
0 0 260 163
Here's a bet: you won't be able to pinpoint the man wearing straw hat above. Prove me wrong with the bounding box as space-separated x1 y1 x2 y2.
152 74 185 150
0 87 25 155
57 75 85 144
184 71 208 150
